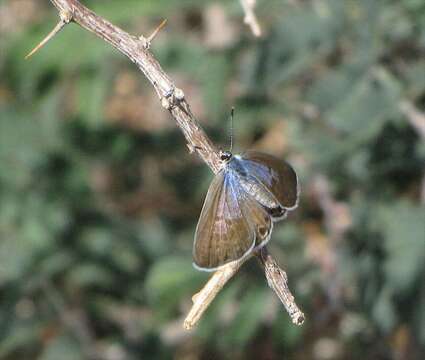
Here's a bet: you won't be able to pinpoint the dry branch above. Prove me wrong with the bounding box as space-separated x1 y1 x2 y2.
258 248 305 325
33 0 304 329
49 0 222 174
184 260 243 330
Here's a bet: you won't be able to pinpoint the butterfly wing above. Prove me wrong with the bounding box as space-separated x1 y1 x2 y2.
240 151 299 215
193 171 256 271
239 191 273 249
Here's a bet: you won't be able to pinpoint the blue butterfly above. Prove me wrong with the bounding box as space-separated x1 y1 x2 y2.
193 149 299 271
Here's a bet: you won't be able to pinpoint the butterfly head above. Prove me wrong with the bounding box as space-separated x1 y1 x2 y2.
219 150 232 163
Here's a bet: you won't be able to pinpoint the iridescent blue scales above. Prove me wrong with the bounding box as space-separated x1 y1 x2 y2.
193 150 299 271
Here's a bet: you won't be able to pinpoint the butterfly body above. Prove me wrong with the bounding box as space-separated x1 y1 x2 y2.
193 151 299 271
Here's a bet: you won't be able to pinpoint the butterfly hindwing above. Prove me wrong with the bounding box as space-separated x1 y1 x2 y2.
238 191 273 249
240 151 299 212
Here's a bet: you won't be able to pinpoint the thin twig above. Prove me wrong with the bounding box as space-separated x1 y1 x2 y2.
257 247 305 325
239 0 262 37
49 0 222 174
184 260 243 329
35 0 304 328
184 247 305 329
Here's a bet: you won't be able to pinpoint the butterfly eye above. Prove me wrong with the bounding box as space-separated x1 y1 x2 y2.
220 151 232 162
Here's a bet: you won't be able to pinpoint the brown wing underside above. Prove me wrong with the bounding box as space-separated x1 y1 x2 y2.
193 171 272 271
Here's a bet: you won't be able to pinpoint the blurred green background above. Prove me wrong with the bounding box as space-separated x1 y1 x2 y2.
1 0 424 359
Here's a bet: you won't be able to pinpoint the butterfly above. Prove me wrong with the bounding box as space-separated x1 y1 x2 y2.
193 149 299 271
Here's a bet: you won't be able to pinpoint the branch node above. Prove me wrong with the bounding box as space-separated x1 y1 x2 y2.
164 87 174 98
174 88 185 101
187 144 203 154
187 143 196 153
160 86 185 110
161 97 172 110
60 9 73 24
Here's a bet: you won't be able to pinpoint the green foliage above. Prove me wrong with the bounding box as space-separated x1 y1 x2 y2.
145 256 205 317
0 0 424 359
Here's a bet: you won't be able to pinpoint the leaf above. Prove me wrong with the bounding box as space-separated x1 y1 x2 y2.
0 320 41 358
76 66 112 128
196 280 242 339
66 263 114 288
378 201 425 293
39 334 83 360
325 67 401 136
372 286 398 333
272 310 305 348
38 252 75 278
222 286 268 346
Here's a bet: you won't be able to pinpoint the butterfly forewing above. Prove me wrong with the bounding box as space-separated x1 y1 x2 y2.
193 171 256 271
240 151 299 210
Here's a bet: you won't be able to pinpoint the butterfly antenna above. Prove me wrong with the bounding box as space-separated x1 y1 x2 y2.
229 107 234 153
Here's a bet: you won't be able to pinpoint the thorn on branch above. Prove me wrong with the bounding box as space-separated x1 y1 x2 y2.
140 19 167 50
25 10 72 59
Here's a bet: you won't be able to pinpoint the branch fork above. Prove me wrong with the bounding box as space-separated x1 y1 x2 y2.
29 0 304 329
